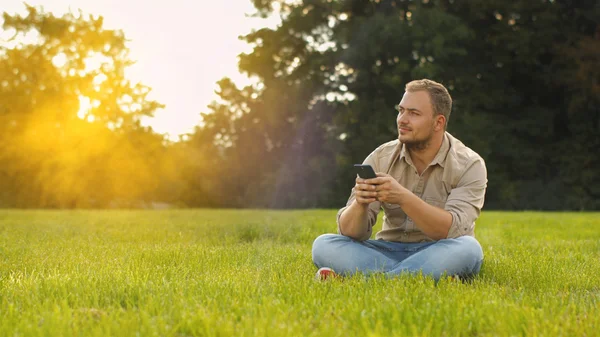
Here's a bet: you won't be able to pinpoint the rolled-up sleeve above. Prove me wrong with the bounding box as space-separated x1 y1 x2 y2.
445 157 487 239
335 152 382 241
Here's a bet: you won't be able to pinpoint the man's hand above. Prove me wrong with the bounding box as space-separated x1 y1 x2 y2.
354 176 378 205
365 173 406 205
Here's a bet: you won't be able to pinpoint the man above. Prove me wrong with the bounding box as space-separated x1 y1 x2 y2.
312 79 486 281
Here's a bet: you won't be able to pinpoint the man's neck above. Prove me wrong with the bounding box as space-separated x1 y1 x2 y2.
407 132 444 173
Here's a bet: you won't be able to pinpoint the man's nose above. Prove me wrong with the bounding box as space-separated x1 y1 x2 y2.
397 113 407 125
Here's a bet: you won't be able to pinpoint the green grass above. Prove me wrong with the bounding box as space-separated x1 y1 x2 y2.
1 210 599 336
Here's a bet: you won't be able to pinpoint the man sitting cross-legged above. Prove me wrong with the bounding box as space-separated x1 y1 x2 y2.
312 79 486 281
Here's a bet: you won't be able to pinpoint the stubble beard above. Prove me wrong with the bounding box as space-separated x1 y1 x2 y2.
401 123 435 152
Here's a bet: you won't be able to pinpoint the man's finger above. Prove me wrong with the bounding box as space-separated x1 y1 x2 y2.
365 177 388 185
374 183 387 192
356 194 371 202
356 183 376 191
358 190 377 197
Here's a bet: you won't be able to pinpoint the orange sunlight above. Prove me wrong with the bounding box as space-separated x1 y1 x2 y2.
3 0 279 140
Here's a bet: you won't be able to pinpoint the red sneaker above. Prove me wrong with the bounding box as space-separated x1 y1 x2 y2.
315 267 339 281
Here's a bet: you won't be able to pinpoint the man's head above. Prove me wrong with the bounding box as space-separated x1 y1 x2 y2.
396 79 452 150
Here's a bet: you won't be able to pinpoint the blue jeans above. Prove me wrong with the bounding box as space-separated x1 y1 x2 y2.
312 234 484 281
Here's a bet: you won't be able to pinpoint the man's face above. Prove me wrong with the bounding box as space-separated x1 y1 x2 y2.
396 90 438 149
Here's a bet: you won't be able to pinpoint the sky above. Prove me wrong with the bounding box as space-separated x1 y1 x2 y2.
2 0 279 140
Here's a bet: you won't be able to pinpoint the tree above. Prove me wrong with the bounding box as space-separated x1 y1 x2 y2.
189 0 599 210
0 5 169 208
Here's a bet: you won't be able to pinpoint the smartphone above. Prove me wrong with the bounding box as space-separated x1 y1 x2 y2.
353 164 377 179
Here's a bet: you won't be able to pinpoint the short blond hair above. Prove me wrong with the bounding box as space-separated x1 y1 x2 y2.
405 79 452 128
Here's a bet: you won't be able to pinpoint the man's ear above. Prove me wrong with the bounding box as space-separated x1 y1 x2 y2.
434 114 446 131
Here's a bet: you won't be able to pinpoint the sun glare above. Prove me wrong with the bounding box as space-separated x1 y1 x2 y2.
84 52 110 71
4 0 281 141
77 96 92 120
75 52 111 124
52 53 67 68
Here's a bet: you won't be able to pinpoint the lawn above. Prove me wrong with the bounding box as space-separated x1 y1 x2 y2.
1 210 599 336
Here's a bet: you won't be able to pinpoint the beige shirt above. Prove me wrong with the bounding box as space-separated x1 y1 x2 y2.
337 132 487 243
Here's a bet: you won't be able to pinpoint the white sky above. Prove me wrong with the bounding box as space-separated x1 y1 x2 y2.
2 0 279 140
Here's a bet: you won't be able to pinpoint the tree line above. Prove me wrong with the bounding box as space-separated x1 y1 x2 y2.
1 1 598 210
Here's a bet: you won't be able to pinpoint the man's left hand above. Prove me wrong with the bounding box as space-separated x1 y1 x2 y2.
364 173 406 205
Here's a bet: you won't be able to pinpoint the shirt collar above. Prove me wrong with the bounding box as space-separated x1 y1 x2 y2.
430 133 450 168
398 141 411 166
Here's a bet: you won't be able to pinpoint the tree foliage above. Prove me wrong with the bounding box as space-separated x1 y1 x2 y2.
1 1 598 210
188 0 599 210
0 5 172 208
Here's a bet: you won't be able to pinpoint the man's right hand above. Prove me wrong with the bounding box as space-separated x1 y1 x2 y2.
354 176 378 205
338 176 377 240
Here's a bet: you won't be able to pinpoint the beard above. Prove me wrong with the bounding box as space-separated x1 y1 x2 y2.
404 137 431 151
400 123 435 152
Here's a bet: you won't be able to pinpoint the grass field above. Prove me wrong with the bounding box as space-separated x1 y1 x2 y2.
1 210 599 336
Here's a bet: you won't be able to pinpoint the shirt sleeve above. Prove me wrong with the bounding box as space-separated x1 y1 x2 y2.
336 151 382 241
445 157 487 239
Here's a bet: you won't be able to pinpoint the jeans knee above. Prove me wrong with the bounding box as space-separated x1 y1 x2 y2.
312 234 346 267
455 235 484 262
